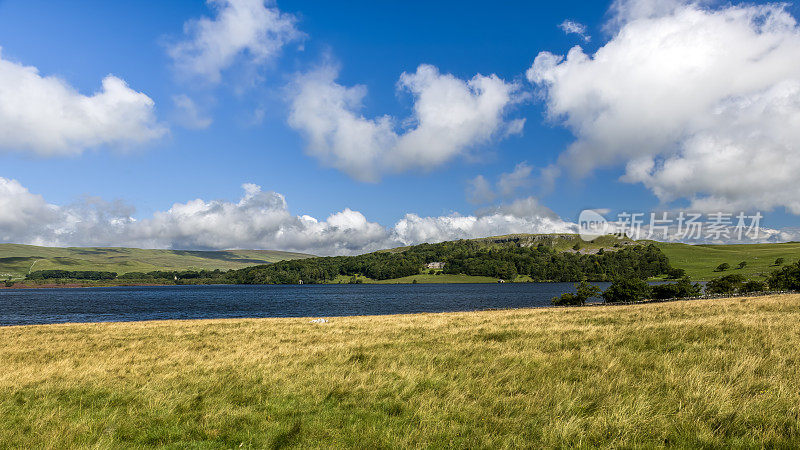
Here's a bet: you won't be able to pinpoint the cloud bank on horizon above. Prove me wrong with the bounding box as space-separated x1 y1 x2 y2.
0 177 575 255
3 176 793 255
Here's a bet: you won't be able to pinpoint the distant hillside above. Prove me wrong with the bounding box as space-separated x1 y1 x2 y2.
386 233 638 254
383 234 800 282
0 244 313 280
652 241 800 281
466 233 637 252
455 234 800 281
229 235 670 284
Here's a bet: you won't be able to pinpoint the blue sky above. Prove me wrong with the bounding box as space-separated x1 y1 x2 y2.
1 0 799 253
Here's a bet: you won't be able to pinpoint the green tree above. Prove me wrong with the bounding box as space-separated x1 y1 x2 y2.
652 277 702 299
666 267 686 279
774 257 785 266
551 292 581 306
714 263 730 272
767 261 800 290
739 280 766 294
602 278 652 303
737 261 747 269
576 280 602 302
552 280 602 306
706 274 745 295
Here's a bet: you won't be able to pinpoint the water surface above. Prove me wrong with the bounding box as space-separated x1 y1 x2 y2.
0 283 612 326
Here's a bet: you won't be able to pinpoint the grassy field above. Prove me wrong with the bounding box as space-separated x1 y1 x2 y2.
2 294 799 447
0 244 313 280
654 241 800 280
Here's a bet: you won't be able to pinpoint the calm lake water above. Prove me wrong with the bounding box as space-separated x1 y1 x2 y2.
0 283 614 326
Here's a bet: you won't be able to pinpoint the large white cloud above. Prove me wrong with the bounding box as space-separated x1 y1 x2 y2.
288 63 524 182
168 0 302 83
0 178 576 255
0 49 165 155
393 197 575 245
529 0 800 213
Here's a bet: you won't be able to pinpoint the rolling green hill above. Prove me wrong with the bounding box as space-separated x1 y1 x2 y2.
467 235 800 281
652 241 800 281
0 244 313 280
449 235 800 281
379 234 800 282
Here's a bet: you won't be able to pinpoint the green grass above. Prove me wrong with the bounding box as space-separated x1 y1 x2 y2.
2 294 799 447
654 241 800 280
0 244 313 279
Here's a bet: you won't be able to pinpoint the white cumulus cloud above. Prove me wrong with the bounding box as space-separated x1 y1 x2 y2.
5 178 798 253
529 1 800 214
288 63 523 182
168 0 302 83
394 197 575 245
0 49 165 155
0 178 576 255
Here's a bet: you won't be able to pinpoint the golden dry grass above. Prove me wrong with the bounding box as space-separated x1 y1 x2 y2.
2 295 800 448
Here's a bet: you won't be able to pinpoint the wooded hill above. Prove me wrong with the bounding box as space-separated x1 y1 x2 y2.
227 238 670 284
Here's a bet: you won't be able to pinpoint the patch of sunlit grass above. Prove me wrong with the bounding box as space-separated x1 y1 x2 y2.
1 295 799 447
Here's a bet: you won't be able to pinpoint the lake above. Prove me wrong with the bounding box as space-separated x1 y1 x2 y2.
0 282 613 326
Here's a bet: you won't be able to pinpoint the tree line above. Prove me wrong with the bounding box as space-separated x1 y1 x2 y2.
27 269 228 283
226 242 673 284
27 270 118 281
553 259 800 306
